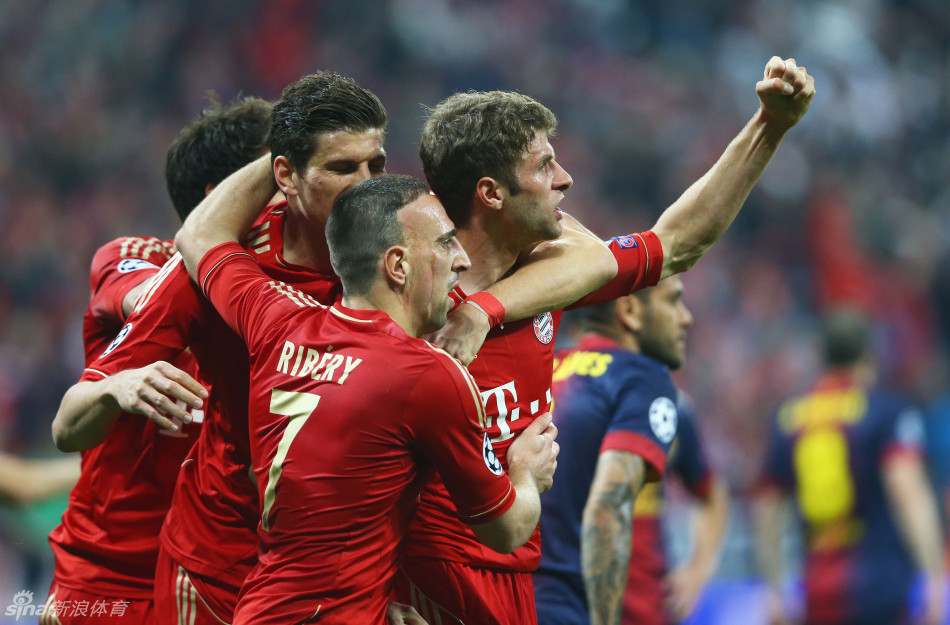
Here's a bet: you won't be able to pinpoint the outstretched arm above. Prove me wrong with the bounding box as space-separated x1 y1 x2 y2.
653 57 815 279
175 154 277 281
582 450 647 625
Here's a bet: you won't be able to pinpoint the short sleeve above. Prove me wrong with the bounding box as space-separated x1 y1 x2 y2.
81 256 204 382
670 397 714 499
600 366 678 482
882 404 925 464
756 412 794 494
198 241 322 350
567 230 663 309
406 355 515 524
87 237 172 325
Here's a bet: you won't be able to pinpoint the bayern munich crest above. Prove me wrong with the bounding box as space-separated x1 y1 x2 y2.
533 312 554 344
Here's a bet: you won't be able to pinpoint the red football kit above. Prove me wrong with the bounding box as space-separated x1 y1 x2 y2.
78 204 337 624
193 242 516 625
397 231 663 624
48 236 191 624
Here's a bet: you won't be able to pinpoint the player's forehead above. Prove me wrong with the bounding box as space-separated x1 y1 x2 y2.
521 130 555 164
401 194 454 241
308 127 386 165
654 276 685 301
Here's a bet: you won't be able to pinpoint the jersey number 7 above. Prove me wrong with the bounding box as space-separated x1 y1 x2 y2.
261 389 321 532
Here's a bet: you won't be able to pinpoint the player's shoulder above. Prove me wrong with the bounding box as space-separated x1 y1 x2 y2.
128 253 205 318
409 340 480 396
93 235 175 267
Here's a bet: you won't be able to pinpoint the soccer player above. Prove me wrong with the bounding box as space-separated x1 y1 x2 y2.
531 279 727 625
46 95 273 625
621 397 729 625
396 57 815 624
173 165 560 624
754 310 946 625
55 71 617 625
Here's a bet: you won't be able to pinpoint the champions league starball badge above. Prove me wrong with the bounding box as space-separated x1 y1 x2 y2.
533 312 554 344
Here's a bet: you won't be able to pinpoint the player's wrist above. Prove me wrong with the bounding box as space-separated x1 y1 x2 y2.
462 292 505 328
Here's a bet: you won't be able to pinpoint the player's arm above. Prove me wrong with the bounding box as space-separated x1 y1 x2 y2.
752 489 792 625
120 277 153 317
430 213 617 364
470 413 560 553
52 362 207 452
882 451 947 625
665 476 730 622
175 154 276 281
581 449 646 625
0 453 80 505
651 57 814 279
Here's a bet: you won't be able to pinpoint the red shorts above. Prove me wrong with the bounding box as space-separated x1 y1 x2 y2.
40 581 153 625
395 559 537 625
154 546 240 625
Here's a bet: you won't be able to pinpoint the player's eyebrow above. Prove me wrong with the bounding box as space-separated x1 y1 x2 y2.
539 153 554 168
437 229 459 243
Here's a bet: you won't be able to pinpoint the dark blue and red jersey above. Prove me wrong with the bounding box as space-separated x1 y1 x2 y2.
759 372 924 625
534 334 678 625
622 395 713 625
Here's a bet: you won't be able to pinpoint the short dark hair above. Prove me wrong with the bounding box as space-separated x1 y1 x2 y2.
420 91 557 227
326 174 430 297
821 309 870 368
165 94 272 221
271 72 388 173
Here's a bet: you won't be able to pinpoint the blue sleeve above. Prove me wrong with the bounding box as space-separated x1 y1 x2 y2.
759 409 794 492
601 359 678 482
670 395 713 498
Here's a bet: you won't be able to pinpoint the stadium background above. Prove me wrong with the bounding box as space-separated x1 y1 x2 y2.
1 0 949 622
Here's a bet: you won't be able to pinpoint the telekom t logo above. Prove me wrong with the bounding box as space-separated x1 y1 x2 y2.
480 382 552 443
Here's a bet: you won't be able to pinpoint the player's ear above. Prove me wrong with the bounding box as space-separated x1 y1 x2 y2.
204 183 216 197
383 245 410 289
616 295 644 333
475 177 504 212
273 155 298 198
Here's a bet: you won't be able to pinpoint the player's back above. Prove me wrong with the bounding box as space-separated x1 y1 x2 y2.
235 301 478 625
765 376 919 623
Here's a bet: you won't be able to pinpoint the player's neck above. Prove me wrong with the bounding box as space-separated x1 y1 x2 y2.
281 207 334 274
342 290 422 338
456 217 529 294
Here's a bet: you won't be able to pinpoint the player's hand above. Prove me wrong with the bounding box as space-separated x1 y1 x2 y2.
386 601 429 625
756 56 815 129
664 562 708 622
507 412 559 492
107 361 207 432
426 301 491 366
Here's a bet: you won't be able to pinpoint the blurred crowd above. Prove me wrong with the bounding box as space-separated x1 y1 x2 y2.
2 0 949 612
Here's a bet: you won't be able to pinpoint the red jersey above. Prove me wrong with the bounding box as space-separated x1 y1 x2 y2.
403 231 663 572
80 236 174 365
50 235 193 598
197 243 516 625
82 204 337 590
